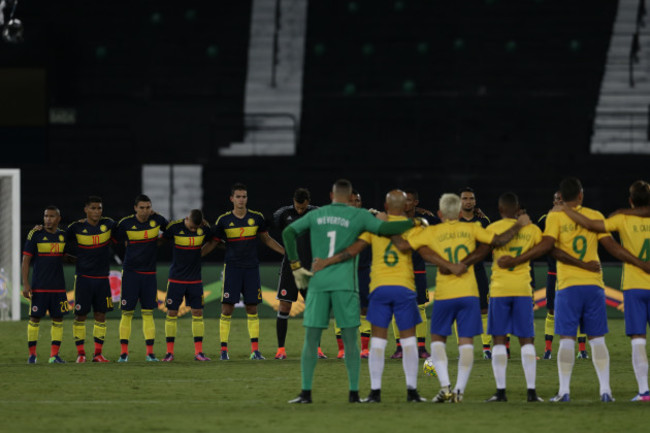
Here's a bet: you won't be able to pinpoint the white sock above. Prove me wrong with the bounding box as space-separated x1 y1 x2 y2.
430 341 450 388
455 344 474 394
557 339 575 396
491 344 507 389
401 336 418 390
632 338 649 394
521 344 537 390
589 336 611 395
369 337 387 390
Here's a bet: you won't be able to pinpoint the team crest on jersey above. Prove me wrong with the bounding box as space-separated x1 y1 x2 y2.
59 235 64 241
197 228 203 235
150 220 156 227
248 218 255 226
281 289 287 296
100 225 107 232
32 306 38 312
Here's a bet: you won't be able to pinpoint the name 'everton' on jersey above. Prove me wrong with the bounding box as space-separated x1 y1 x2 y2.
213 210 268 268
163 220 207 282
115 213 168 273
23 228 67 291
66 217 116 277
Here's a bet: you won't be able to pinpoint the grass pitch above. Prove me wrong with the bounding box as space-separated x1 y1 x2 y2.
0 317 647 433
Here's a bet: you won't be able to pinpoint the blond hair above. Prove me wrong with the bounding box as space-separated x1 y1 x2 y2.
439 193 461 220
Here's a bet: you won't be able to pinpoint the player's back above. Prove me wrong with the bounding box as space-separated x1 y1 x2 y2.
359 215 416 292
489 219 542 296
544 207 607 290
605 213 650 290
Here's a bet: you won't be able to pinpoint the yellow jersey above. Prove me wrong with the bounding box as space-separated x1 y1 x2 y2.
488 218 542 297
358 215 418 292
543 206 608 290
408 220 494 300
604 214 650 290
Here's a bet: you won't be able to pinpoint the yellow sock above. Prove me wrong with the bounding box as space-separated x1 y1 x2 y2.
481 313 491 346
577 331 587 339
51 321 63 343
416 304 427 339
391 318 400 340
165 315 177 338
142 309 156 340
28 319 40 344
247 313 260 340
335 326 342 336
93 321 107 343
220 314 232 345
360 315 371 336
545 313 555 336
192 315 205 339
453 320 459 344
119 310 134 341
73 320 86 344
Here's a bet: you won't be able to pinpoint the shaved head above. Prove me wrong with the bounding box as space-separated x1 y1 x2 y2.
385 189 407 215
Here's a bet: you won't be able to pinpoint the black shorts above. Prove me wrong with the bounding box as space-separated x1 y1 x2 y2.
414 270 429 305
358 267 371 309
73 275 114 316
166 281 204 310
222 265 261 305
546 272 557 311
120 270 158 310
30 290 70 318
276 263 307 302
474 264 490 310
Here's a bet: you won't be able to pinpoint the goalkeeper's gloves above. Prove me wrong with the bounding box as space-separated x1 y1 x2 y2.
290 261 313 289
413 217 429 227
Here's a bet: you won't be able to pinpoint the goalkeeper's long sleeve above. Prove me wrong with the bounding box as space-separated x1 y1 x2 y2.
376 219 415 236
282 225 299 262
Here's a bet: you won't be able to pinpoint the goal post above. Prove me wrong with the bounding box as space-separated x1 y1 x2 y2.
0 169 21 321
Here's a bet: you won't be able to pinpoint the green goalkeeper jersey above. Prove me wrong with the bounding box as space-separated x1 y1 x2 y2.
283 202 414 293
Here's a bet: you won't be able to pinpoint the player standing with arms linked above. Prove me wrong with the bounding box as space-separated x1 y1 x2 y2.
203 183 285 360
114 194 169 362
282 179 424 404
66 196 116 363
22 206 69 364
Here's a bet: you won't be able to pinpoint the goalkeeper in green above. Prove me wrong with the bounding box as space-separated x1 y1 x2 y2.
282 179 423 403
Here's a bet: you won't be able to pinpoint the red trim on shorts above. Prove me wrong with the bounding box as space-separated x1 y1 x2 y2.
22 251 34 256
174 245 201 250
414 270 426 274
168 279 202 284
38 253 64 257
547 272 557 275
77 241 110 249
227 236 256 242
79 274 109 279
129 238 157 244
135 271 156 275
32 289 66 293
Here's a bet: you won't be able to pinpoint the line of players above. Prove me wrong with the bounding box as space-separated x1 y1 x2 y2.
22 184 287 364
21 178 650 403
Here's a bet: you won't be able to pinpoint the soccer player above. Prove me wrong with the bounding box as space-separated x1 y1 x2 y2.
272 188 325 360
498 177 648 402
66 196 116 363
162 209 210 361
538 192 591 360
203 183 285 361
407 193 529 403
554 180 650 401
22 206 69 364
483 193 544 403
113 194 168 362
459 187 493 359
312 190 461 402
283 179 423 404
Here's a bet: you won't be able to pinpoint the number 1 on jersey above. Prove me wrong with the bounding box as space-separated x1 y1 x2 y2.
327 231 336 258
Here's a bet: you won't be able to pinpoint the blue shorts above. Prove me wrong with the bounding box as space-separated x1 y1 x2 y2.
366 285 422 331
222 265 261 305
430 296 482 338
120 271 158 310
415 271 429 305
166 281 204 310
623 289 650 336
30 290 70 319
555 285 608 336
358 267 370 309
73 275 114 316
487 296 535 338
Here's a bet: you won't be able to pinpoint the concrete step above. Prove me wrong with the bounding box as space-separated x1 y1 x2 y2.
591 141 650 154
219 142 296 156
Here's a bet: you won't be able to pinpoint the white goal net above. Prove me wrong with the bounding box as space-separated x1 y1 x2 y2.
0 169 21 320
